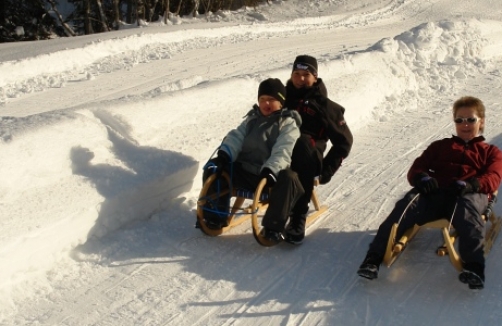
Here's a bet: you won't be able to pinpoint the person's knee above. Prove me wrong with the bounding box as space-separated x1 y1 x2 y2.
278 168 297 180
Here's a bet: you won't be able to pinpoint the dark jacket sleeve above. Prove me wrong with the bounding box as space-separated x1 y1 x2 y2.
320 98 353 174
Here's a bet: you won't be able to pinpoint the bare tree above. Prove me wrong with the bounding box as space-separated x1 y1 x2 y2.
193 0 199 17
202 0 211 19
47 0 76 36
95 0 110 31
82 0 94 34
126 0 134 23
175 0 183 15
144 0 151 21
137 0 146 23
148 0 160 21
163 0 170 23
112 0 121 29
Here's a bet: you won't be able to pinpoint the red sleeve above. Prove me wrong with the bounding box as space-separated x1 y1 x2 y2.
479 145 502 193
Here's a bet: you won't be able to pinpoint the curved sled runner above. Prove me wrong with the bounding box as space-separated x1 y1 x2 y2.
196 173 327 246
196 172 251 237
383 191 501 271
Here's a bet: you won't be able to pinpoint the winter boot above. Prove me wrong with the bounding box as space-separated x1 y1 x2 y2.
284 214 307 245
357 252 383 280
459 262 485 290
260 228 284 245
203 201 229 230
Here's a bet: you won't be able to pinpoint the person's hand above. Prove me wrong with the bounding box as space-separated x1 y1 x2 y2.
259 168 277 189
205 150 230 178
414 173 439 195
454 178 480 196
319 166 334 185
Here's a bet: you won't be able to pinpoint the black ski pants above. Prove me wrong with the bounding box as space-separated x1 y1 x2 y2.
289 134 322 223
368 189 489 266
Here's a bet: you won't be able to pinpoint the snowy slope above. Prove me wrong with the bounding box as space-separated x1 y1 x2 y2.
1 0 502 324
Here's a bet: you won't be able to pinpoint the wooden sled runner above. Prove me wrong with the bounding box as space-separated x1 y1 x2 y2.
196 172 327 246
383 191 501 271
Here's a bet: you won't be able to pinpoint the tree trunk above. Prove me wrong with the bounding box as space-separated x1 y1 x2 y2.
95 0 110 31
163 0 170 23
204 0 211 16
126 0 134 23
144 0 151 21
47 0 76 36
193 0 199 17
82 0 93 34
175 0 183 15
149 0 159 21
113 0 121 29
137 0 145 24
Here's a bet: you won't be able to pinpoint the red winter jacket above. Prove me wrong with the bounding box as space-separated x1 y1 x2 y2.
407 135 502 194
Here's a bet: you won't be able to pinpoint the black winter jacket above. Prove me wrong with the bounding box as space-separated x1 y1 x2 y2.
285 78 353 175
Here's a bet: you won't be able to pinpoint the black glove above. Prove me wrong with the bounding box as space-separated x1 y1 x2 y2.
454 178 480 196
414 173 439 195
259 168 277 188
205 150 230 178
320 166 334 185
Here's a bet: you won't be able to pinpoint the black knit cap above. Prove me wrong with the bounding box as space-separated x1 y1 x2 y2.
292 55 318 76
258 78 286 105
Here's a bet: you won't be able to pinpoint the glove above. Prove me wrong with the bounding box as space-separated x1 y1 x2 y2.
205 150 230 178
320 166 334 185
454 178 480 196
414 173 438 195
259 168 277 188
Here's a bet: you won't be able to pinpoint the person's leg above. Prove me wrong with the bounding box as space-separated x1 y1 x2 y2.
453 193 488 289
359 190 447 279
366 190 424 256
261 168 304 232
200 159 231 229
288 135 320 240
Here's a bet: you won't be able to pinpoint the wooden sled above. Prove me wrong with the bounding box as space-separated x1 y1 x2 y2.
383 191 501 271
196 173 327 245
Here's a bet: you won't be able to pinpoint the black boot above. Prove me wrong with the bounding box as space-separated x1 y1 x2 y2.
260 228 284 244
284 214 307 245
357 252 383 280
203 201 229 230
459 262 485 290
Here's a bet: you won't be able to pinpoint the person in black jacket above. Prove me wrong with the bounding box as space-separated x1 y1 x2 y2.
284 55 353 244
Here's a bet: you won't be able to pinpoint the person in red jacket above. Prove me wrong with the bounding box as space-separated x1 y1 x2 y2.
357 96 502 290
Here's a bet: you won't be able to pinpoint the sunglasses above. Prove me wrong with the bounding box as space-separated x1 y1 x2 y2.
454 117 479 124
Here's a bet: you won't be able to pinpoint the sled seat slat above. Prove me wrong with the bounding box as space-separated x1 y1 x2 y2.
234 188 269 201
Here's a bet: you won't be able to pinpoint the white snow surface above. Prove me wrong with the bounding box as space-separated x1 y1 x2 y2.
2 0 502 324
